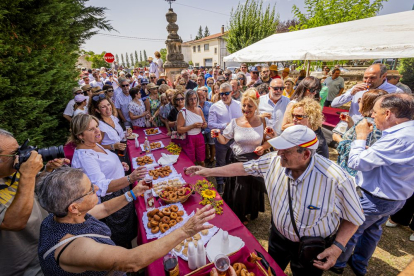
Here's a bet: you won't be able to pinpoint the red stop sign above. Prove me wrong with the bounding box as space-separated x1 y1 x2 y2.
104 53 114 63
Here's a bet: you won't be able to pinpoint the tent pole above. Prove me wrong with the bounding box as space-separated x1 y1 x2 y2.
305 60 311 77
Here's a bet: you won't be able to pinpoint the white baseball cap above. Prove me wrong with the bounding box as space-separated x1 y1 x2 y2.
268 125 319 150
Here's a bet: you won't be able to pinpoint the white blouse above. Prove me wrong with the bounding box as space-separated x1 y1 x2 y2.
179 109 203 136
71 144 125 197
223 118 264 156
99 115 124 145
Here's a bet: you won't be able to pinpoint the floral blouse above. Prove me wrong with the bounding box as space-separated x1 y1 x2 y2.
128 99 146 127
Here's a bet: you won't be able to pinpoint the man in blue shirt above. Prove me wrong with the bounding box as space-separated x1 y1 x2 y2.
332 93 414 276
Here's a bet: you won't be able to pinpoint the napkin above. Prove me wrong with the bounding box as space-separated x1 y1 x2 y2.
206 229 245 262
158 153 179 165
134 137 139 148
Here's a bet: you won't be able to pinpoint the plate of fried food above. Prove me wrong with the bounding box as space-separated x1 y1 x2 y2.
153 176 186 196
144 128 161 136
157 185 193 204
148 165 177 180
143 203 188 239
132 154 158 169
140 141 165 151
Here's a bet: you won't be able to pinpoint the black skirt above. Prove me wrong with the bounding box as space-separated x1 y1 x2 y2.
100 187 138 248
222 152 265 222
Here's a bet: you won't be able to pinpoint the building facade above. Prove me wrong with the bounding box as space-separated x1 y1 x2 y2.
182 26 229 68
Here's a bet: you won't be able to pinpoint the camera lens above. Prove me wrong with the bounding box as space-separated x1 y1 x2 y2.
37 146 65 162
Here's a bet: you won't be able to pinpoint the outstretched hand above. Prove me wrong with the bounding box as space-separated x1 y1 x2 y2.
181 205 215 238
185 166 210 177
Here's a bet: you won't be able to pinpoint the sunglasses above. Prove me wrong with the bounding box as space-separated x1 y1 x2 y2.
207 82 214 85
121 84 129 87
150 77 156 79
219 92 231 97
92 94 106 101
224 73 230 76
106 89 114 93
292 114 309 120
270 86 285 91
252 72 259 75
175 97 185 102
74 91 83 95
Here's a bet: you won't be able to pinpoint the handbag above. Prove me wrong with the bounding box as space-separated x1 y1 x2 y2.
171 109 187 140
287 179 327 267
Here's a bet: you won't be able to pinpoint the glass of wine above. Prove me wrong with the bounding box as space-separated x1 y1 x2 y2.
214 254 230 276
163 251 179 276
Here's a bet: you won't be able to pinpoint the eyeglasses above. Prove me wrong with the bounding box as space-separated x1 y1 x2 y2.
175 97 185 102
252 72 259 75
224 73 230 76
74 91 83 95
150 77 156 79
292 114 309 120
308 88 319 94
92 94 106 101
270 86 285 91
121 84 129 87
106 89 114 93
219 92 231 97
65 183 95 211
207 82 214 85
238 78 244 81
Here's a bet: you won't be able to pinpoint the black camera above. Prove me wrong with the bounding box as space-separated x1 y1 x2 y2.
14 139 65 170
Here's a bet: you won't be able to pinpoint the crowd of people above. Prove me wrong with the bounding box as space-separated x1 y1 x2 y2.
1 57 414 276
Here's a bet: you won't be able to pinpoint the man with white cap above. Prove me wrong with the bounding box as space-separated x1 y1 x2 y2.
186 125 365 276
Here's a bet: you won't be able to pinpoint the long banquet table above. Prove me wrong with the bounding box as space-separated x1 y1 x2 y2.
127 127 286 276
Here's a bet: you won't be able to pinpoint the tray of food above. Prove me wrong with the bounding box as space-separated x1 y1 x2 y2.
153 175 186 196
132 154 158 169
148 165 177 180
140 141 165 151
157 185 193 204
144 128 162 136
143 203 188 239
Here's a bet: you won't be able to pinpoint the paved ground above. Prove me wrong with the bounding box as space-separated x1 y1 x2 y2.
207 147 414 275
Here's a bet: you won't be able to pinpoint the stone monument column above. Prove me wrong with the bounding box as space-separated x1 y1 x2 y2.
163 8 188 84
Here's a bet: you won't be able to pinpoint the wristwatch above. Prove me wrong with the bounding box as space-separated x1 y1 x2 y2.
110 144 115 151
332 240 347 253
124 191 133 202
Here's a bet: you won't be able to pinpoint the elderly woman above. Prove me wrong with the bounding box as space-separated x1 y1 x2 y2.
167 90 186 145
128 87 148 128
282 76 322 130
147 83 162 127
283 78 295 98
70 114 146 248
177 89 207 165
333 89 387 176
37 167 215 276
89 95 131 152
211 88 267 225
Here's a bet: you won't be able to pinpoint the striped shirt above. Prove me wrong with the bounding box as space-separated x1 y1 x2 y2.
243 152 365 242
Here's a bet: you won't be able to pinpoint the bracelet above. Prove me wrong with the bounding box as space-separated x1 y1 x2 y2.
124 191 133 202
127 175 133 185
110 144 115 151
130 190 137 200
332 240 347 253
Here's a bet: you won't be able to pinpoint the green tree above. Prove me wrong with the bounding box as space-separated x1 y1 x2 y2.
140 51 143 62
125 52 130 67
291 0 387 31
160 48 167 62
0 0 112 147
134 51 139 66
121 53 125 65
226 0 279 53
204 26 210 37
143 50 148 65
84 51 110 69
196 25 203 40
130 53 134 67
115 54 119 63
399 58 414 92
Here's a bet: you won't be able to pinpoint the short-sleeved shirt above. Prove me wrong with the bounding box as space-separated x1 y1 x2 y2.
223 118 264 156
258 95 290 135
324 76 345 101
0 173 44 276
186 80 197 90
63 99 75 117
99 115 124 145
168 107 180 122
243 153 365 242
160 103 173 120
199 101 213 132
114 92 132 122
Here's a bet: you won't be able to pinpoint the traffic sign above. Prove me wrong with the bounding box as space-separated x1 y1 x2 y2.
104 53 115 63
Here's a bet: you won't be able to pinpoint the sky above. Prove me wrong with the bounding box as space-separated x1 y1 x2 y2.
82 0 413 60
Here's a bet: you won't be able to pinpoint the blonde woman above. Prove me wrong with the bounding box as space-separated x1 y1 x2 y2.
212 88 267 225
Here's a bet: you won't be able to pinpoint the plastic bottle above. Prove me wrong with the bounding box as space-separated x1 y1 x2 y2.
196 241 207 268
144 137 151 154
220 231 229 254
187 242 197 270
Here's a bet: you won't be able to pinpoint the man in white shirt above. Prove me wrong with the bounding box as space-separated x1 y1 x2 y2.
90 72 103 89
114 78 132 124
208 82 243 193
63 87 83 122
148 57 159 79
331 64 403 122
259 79 290 135
154 51 164 74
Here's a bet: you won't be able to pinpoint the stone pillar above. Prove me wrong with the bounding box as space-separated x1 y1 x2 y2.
163 8 188 84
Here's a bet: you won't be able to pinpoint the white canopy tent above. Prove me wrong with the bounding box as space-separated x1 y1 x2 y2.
223 10 414 62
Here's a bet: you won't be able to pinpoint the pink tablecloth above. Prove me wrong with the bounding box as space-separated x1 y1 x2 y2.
322 106 348 128
127 127 286 276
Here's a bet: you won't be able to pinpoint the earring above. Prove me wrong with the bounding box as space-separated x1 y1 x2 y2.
81 139 85 144
77 212 82 217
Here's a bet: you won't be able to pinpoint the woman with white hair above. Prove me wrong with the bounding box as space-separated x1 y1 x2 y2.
177 89 207 165
36 167 215 275
211 88 267 225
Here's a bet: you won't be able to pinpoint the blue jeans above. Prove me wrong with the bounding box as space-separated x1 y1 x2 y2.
214 139 233 185
335 190 405 275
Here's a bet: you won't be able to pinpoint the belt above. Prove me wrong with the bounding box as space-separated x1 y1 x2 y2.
357 187 396 202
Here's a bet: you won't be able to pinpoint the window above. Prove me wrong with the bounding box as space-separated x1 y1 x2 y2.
205 59 213 67
193 46 196 52
195 63 200 67
204 44 209 51
214 47 217 54
197 45 201 52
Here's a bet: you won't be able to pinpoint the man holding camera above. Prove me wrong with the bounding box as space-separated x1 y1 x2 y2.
0 129 68 276
186 125 365 275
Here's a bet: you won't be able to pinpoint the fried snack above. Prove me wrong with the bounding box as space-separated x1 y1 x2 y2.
151 226 159 234
193 233 201 240
149 166 172 179
145 128 159 135
240 268 255 276
247 252 262 263
136 155 154 165
170 205 179 212
176 217 183 223
162 207 171 216
161 216 170 224
201 229 209 236
170 212 178 219
233 263 247 276
150 220 159 227
160 224 170 233
182 248 188 256
177 210 184 216
174 244 182 253
153 214 161 221
150 142 162 149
